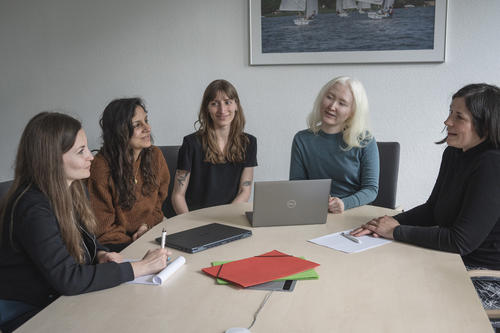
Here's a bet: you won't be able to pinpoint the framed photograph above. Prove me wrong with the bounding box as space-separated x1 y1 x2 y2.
249 0 447 65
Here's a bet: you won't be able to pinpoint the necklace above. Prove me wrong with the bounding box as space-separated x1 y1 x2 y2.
134 165 140 184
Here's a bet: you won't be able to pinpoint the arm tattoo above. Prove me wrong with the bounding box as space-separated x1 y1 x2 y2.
176 171 188 187
237 180 252 195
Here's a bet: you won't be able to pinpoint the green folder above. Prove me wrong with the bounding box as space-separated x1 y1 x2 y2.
211 257 319 285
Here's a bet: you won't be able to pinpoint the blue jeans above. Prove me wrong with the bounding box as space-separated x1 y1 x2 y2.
0 299 36 325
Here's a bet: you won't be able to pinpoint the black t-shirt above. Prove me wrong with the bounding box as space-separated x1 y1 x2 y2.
393 141 500 269
177 132 257 211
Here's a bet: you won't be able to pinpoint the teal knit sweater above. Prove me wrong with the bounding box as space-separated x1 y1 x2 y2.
289 129 379 210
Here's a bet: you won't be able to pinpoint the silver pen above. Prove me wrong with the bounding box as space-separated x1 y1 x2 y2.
341 232 361 244
161 228 171 261
161 228 167 249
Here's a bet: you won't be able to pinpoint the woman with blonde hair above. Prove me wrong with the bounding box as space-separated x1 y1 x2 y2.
290 76 379 214
0 112 170 332
172 79 257 214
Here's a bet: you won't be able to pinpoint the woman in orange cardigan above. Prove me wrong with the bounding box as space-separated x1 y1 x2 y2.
88 98 170 252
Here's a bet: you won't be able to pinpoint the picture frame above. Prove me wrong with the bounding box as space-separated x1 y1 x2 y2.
249 0 447 65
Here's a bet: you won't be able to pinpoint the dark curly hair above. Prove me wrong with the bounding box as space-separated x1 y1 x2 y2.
99 98 158 210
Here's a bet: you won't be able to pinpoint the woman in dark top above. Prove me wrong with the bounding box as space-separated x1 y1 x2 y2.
172 79 257 214
351 83 500 310
0 112 170 332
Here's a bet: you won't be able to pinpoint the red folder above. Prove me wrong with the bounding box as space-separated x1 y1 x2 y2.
202 250 320 287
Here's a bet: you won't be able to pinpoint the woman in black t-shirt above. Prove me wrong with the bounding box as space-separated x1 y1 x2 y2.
172 80 257 214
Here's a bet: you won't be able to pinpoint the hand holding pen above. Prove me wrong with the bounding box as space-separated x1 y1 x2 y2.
131 247 172 278
129 227 172 278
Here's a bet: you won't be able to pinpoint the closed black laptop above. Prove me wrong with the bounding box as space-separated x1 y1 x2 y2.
156 223 252 253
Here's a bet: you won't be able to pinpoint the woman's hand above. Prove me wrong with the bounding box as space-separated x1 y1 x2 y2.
350 226 375 237
97 251 123 263
132 224 149 241
130 248 172 278
351 215 400 240
328 196 345 214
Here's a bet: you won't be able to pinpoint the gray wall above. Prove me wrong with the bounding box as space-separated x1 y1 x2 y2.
1 0 499 209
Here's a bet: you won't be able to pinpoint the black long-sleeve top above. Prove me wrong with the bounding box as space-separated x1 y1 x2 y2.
393 141 500 269
0 185 134 308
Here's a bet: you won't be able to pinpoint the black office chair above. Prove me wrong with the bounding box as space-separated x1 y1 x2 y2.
468 269 500 331
0 301 38 333
0 180 13 201
1 180 38 333
158 145 180 218
370 142 400 210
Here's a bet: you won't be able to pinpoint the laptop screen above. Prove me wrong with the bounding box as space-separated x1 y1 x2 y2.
249 179 331 227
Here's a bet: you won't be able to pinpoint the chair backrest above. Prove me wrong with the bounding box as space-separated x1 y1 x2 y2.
0 180 13 202
370 142 400 209
158 145 180 218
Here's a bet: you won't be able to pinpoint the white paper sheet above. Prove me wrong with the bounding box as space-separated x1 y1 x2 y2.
309 230 392 253
127 256 186 285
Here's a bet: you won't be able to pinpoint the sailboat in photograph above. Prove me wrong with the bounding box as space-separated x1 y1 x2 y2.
336 0 355 17
366 0 394 19
337 0 370 17
279 0 319 25
356 1 371 14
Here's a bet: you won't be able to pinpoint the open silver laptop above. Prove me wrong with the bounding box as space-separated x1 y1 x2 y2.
246 179 331 227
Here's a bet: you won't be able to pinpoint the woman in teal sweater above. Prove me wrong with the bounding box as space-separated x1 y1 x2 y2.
290 76 379 214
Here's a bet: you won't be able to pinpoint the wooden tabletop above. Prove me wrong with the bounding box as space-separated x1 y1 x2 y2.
16 203 492 333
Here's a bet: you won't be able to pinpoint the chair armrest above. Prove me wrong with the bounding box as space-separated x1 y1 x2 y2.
486 309 500 319
468 269 500 320
468 269 500 279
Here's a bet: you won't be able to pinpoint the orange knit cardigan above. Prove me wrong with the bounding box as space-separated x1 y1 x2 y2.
88 145 170 245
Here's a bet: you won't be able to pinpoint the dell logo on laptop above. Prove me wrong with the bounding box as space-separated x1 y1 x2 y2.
286 200 297 208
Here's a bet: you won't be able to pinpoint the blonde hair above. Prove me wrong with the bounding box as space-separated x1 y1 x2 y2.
0 112 96 263
307 76 372 149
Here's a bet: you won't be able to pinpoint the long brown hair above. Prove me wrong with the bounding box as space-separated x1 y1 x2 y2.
99 98 158 210
0 112 96 263
196 79 249 164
